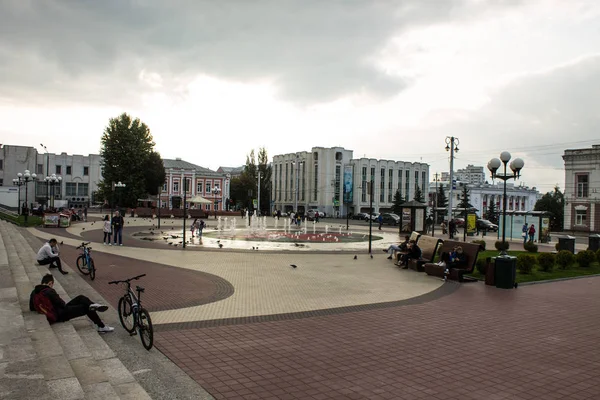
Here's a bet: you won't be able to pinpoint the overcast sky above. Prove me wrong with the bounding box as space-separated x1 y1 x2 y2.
2 0 599 193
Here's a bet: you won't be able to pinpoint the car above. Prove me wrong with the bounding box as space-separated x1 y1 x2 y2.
453 218 465 227
306 209 323 220
353 212 369 220
366 212 380 221
381 213 400 225
476 219 498 232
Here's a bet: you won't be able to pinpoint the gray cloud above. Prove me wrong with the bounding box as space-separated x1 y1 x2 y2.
0 0 521 106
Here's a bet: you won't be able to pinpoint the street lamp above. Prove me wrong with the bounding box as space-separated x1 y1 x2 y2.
432 173 441 237
256 172 261 216
292 156 304 214
183 177 189 248
212 186 221 218
487 152 524 255
445 136 459 224
12 176 25 216
17 170 37 223
40 144 49 210
45 174 62 209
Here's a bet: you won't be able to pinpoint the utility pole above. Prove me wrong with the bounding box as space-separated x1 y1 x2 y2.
368 178 374 254
257 172 261 216
432 172 439 237
445 137 459 224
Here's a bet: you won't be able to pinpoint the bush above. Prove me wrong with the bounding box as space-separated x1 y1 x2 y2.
517 254 537 274
556 250 575 270
576 250 596 268
597 249 600 264
555 242 560 251
523 242 538 253
476 258 487 275
472 240 486 251
537 253 556 272
495 240 510 251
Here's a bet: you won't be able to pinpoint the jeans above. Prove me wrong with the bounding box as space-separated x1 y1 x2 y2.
113 227 123 245
38 256 66 273
58 295 104 327
103 232 111 243
386 244 401 254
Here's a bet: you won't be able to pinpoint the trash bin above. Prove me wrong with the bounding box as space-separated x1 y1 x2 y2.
494 256 517 289
589 234 600 252
485 257 495 286
558 236 576 253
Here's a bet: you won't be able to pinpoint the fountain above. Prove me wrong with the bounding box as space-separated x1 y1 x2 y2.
325 225 329 235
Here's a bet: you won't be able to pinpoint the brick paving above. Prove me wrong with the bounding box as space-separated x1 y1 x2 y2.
155 278 600 400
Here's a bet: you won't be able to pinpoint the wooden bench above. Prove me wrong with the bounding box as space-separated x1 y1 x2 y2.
407 235 442 272
393 231 421 262
424 241 481 282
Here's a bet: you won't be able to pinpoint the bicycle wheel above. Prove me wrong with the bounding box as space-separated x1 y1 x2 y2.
89 258 96 281
138 308 154 350
76 255 89 275
118 296 135 333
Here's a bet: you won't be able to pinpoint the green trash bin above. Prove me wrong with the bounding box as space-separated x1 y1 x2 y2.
494 256 518 289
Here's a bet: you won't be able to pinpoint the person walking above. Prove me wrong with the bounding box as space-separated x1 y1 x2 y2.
378 213 383 230
197 219 205 238
522 222 528 244
112 211 124 246
36 238 68 275
441 221 447 235
448 219 456 239
83 206 88 222
528 224 536 243
102 215 112 245
30 274 114 332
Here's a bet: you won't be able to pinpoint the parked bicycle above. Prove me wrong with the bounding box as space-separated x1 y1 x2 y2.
108 274 153 350
75 241 96 281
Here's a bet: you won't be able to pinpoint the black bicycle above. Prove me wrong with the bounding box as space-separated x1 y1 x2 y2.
75 242 96 281
108 274 153 350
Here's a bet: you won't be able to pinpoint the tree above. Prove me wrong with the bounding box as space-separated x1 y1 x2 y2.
458 185 473 211
534 186 564 231
436 185 448 223
229 147 272 214
487 202 498 224
257 148 272 215
98 113 161 207
413 186 424 202
392 189 404 214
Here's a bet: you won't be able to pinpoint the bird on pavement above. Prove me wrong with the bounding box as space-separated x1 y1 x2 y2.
353 255 357 260
219 243 223 248
290 264 297 268
60 241 63 245
370 254 373 259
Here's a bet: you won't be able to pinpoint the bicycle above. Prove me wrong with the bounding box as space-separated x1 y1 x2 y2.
75 242 96 281
108 274 153 350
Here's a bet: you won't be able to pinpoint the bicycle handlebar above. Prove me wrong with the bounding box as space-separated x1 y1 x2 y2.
108 274 146 285
76 241 91 250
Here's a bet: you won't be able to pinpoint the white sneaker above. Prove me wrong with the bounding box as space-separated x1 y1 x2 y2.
89 303 108 312
119 244 123 246
98 325 115 333
103 242 106 245
109 243 112 246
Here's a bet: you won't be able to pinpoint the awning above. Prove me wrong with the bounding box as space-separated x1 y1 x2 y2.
189 195 212 204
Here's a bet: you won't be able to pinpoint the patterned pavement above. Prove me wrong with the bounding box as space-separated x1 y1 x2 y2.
29 220 600 399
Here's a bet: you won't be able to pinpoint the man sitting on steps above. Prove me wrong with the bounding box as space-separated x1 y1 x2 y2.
36 238 68 275
29 273 115 333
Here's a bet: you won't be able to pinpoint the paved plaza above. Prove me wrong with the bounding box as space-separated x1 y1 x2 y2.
2 216 599 399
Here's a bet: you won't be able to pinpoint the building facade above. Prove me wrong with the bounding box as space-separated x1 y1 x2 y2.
455 164 485 185
271 147 429 217
563 144 600 232
161 158 229 211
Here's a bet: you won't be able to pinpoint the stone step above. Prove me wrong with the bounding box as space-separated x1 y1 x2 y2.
4 222 151 400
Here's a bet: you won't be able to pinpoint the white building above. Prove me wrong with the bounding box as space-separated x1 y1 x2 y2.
272 147 429 216
563 144 600 232
428 181 539 218
455 164 485 185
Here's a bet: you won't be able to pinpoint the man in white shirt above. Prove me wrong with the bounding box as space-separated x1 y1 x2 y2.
37 238 68 275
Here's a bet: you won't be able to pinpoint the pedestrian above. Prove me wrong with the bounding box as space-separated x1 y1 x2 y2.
522 222 528 244
30 273 114 332
528 224 536 243
102 215 112 245
36 238 68 275
441 221 447 235
83 206 88 222
112 211 124 246
315 212 320 223
191 218 198 237
448 219 455 239
378 214 383 230
198 219 205 238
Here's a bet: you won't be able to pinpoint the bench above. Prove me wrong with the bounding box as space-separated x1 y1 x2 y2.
393 231 421 262
424 240 481 282
407 235 442 272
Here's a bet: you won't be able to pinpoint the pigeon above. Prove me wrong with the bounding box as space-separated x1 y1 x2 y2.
370 254 373 259
217 240 221 243
60 241 63 245
82 227 85 231
290 264 297 268
255 246 258 250
219 244 223 248
353 255 357 260
252 246 255 250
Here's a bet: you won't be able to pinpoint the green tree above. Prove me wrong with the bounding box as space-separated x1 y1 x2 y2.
229 148 272 214
98 113 161 207
257 148 272 215
534 186 564 231
458 185 473 210
143 151 166 196
486 202 498 224
413 186 424 202
436 185 448 223
392 189 405 214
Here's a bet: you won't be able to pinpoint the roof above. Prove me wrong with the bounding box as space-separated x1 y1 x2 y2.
162 159 221 176
217 166 245 175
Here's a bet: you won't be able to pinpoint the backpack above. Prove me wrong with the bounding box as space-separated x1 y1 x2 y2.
33 288 58 323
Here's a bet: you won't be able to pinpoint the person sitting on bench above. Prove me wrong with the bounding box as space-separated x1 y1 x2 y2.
383 235 410 260
36 238 68 275
397 240 421 269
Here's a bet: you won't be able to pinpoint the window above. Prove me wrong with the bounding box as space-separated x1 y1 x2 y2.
576 174 589 198
361 166 367 202
83 166 89 176
0 178 3 186
314 164 319 201
205 204 211 211
56 165 61 174
380 168 385 202
184 179 191 193
398 170 403 196
278 164 282 201
37 164 43 174
206 182 211 194
173 181 179 192
422 171 427 193
197 182 203 194
77 183 88 196
335 165 341 202
162 182 167 192
66 166 72 175
301 163 306 201
0 159 3 170
66 183 77 196
405 170 410 199
285 163 289 201
388 169 393 202
575 209 587 225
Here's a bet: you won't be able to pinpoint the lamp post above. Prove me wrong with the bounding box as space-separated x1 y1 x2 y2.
432 172 440 237
212 186 221 219
157 185 162 229
40 143 49 210
368 178 374 254
183 177 189 248
18 170 37 223
445 136 459 223
257 172 261 216
12 176 25 216
487 152 524 255
45 174 62 209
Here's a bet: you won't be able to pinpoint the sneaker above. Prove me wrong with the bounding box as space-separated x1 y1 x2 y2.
382 249 388 253
119 244 123 246
98 325 115 333
60 271 69 275
387 256 392 259
103 242 106 245
89 303 109 312
109 243 112 246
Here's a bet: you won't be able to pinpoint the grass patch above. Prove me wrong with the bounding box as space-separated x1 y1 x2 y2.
0 212 44 227
466 249 600 283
